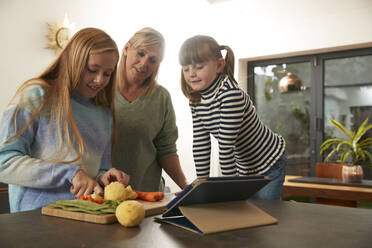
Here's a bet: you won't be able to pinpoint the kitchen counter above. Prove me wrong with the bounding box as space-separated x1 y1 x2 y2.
1 199 371 248
283 175 372 207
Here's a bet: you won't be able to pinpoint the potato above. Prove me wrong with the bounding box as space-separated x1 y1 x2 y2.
116 200 145 227
104 182 126 201
125 185 138 200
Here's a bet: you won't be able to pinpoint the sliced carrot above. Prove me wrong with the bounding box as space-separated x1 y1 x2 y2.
77 195 104 204
134 191 164 202
78 195 86 201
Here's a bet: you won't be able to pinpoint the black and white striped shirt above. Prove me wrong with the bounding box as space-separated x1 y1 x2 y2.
190 74 285 178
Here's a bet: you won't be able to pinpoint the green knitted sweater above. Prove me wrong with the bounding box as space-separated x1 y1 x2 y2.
112 86 178 191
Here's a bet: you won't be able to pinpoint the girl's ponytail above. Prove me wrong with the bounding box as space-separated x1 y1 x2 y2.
220 45 238 85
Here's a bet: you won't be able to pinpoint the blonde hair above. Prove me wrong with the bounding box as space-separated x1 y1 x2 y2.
179 35 237 104
5 27 119 164
117 27 165 97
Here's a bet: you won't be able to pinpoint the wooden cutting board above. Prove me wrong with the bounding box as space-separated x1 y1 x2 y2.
41 199 170 224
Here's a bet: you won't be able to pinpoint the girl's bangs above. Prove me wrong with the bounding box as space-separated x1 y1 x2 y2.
180 42 212 66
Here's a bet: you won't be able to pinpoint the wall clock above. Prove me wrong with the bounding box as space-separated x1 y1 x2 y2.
45 14 75 55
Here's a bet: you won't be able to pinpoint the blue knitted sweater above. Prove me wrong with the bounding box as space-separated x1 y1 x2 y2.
0 85 112 212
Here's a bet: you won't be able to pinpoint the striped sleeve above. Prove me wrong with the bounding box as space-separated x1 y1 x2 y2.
191 106 211 178
217 89 245 176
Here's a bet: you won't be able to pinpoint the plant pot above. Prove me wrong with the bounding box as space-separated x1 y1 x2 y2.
342 165 363 183
316 162 343 179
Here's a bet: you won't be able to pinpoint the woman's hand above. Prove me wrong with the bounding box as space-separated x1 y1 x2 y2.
71 169 103 197
98 168 130 187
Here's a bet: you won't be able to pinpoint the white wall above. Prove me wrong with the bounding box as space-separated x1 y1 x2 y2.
1 0 372 192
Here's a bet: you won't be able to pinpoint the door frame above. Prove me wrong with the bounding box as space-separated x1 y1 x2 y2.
246 47 372 176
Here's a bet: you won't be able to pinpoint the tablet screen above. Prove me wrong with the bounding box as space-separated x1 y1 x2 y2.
163 176 270 217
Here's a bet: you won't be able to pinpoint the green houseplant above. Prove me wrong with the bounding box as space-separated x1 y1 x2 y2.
320 118 372 183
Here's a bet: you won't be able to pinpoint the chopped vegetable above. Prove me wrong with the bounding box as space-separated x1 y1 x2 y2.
125 185 138 200
48 199 122 215
91 193 103 201
78 194 105 204
104 182 126 201
134 191 164 202
104 182 138 201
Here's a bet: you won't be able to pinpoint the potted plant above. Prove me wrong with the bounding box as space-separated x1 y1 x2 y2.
320 118 372 183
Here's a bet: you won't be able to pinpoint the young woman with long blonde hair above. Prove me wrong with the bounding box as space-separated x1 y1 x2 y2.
0 27 129 212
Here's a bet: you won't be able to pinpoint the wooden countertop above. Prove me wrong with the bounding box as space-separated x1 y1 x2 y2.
1 199 372 248
283 175 372 202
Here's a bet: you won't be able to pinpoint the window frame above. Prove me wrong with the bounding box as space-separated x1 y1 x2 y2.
247 47 372 176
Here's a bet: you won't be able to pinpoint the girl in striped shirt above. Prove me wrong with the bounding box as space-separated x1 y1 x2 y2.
179 35 286 200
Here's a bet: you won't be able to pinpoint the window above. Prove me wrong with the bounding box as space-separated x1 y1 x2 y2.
247 47 372 178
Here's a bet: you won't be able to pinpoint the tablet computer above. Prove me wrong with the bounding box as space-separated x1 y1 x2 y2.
162 175 270 217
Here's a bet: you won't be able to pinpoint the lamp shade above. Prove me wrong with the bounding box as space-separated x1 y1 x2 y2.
278 72 302 93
